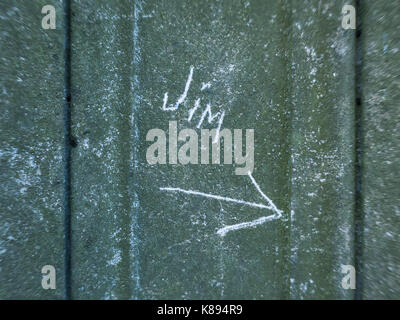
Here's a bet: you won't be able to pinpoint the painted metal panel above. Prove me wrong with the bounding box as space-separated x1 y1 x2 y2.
2 0 399 300
0 0 65 299
361 1 400 299
70 0 356 299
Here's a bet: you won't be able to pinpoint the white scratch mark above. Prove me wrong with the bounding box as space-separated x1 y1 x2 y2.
248 171 282 215
162 66 226 140
196 104 225 143
160 172 282 237
213 110 225 144
201 82 211 90
188 98 201 122
162 66 194 111
216 215 276 237
160 187 271 209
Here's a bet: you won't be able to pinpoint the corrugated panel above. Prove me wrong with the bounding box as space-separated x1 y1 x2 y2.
361 1 400 299
70 0 135 299
0 0 65 299
133 0 291 300
289 0 355 299
1 0 398 300
70 0 356 299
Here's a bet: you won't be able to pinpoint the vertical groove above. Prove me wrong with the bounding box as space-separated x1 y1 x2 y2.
63 0 72 300
354 0 364 300
281 0 293 300
131 0 143 299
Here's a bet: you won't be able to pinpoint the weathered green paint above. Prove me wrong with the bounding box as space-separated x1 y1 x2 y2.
70 0 356 299
134 0 292 300
0 0 65 299
70 0 135 299
360 2 400 299
1 0 399 300
289 0 355 299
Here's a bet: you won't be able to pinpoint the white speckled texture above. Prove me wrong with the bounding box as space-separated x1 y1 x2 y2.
0 0 65 299
361 1 400 299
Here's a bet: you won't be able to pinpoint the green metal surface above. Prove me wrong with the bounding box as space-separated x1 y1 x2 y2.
0 0 65 299
289 0 355 299
70 0 356 299
0 0 399 300
133 0 292 300
360 1 400 299
70 0 135 299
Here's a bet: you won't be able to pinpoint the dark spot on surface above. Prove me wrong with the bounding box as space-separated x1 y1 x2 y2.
70 136 78 148
356 30 361 38
356 97 361 106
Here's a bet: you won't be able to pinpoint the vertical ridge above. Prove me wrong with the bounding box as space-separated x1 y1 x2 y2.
63 0 72 300
131 0 143 299
354 0 364 300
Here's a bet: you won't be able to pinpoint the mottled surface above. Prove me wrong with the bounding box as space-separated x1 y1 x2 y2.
0 0 65 299
70 0 135 299
71 0 356 299
361 2 400 299
289 0 355 299
134 0 292 300
1 0 399 300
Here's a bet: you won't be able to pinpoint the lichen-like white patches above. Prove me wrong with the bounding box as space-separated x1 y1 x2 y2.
107 250 122 266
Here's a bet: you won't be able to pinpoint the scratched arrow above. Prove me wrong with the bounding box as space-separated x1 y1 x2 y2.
160 171 283 236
